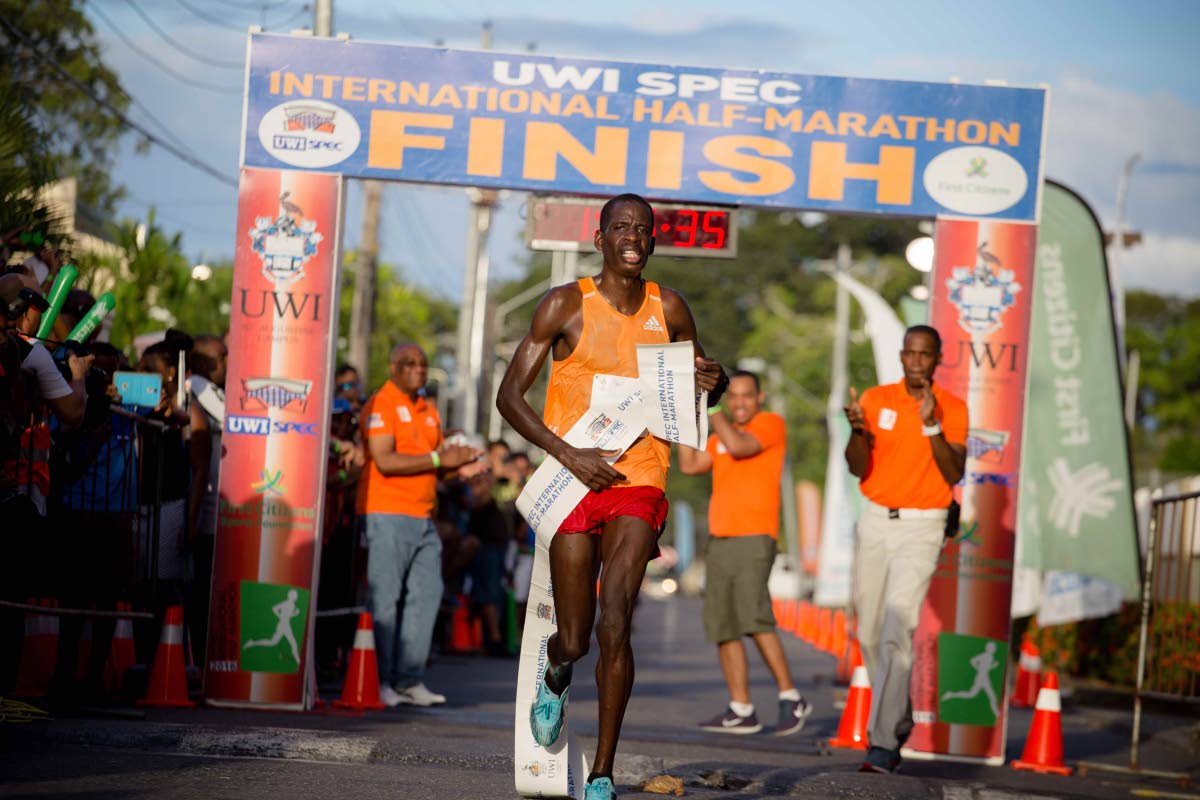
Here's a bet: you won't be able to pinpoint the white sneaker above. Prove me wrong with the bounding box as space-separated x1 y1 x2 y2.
396 682 446 706
379 685 404 707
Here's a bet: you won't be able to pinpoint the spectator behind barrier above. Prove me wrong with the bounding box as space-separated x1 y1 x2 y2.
0 272 88 695
335 363 364 413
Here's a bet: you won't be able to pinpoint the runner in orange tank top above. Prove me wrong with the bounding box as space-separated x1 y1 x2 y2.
497 194 728 796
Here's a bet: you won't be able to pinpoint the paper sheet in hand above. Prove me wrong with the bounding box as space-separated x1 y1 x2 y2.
515 388 646 544
636 341 708 449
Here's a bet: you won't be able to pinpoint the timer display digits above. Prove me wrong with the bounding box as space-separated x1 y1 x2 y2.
527 197 738 259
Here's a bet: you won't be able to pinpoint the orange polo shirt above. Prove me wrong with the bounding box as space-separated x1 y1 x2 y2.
706 411 787 538
858 380 968 510
356 381 442 518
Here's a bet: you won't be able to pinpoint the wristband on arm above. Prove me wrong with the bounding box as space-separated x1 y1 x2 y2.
429 450 440 469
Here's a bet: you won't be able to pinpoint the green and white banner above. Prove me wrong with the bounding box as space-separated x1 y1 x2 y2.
1016 181 1139 600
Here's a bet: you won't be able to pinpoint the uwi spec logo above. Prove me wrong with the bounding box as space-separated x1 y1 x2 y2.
225 415 317 437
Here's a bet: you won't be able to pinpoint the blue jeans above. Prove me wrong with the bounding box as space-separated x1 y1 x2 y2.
363 514 443 688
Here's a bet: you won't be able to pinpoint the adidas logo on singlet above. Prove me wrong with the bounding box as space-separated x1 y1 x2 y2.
643 315 664 332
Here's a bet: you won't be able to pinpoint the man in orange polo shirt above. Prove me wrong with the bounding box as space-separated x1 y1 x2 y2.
844 325 967 774
357 343 480 707
679 370 812 736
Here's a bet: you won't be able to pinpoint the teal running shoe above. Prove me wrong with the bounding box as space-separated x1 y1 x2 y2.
584 776 616 799
529 672 569 747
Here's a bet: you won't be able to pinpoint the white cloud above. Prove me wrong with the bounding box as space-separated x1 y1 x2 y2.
1117 233 1200 298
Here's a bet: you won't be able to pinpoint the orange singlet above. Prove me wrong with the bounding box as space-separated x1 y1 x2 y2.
543 276 671 491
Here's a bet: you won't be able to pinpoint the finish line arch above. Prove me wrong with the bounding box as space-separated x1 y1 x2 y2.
208 32 1049 771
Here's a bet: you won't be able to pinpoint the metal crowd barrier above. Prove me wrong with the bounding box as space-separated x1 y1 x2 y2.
50 406 190 605
1083 490 1199 787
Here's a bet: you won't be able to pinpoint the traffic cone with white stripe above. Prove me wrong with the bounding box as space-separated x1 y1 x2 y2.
829 664 872 749
1011 633 1042 708
333 612 386 710
1011 672 1072 775
14 598 59 698
105 602 138 693
138 606 195 708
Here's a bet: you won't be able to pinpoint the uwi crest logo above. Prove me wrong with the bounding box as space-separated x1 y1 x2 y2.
945 242 1021 335
249 191 323 287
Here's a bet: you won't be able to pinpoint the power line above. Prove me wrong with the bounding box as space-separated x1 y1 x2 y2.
121 0 244 70
210 0 293 10
89 4 242 95
175 0 312 34
0 16 238 189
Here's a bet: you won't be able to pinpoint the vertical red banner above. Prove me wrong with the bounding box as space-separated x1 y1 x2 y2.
205 168 343 709
904 218 1037 763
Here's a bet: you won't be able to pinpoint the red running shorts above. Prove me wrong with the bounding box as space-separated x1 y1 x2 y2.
557 485 670 537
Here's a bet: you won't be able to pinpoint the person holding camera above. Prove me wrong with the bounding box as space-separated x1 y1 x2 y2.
843 324 967 775
356 343 482 707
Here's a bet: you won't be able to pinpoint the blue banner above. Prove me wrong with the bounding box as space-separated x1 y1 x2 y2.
242 33 1048 221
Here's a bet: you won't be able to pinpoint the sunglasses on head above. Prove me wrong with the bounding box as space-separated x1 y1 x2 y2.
17 231 45 247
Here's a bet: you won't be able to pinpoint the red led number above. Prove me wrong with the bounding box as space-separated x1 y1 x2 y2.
701 211 727 249
673 209 698 247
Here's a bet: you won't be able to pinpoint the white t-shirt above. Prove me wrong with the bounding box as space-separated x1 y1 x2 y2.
21 340 73 400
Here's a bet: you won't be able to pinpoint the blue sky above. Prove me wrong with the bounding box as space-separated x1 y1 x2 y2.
86 0 1200 297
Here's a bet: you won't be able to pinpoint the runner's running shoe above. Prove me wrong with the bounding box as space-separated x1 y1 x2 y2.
859 745 902 774
584 776 617 799
697 706 762 734
774 696 813 736
529 671 569 747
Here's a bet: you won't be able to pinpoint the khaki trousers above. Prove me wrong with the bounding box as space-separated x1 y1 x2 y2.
852 506 944 751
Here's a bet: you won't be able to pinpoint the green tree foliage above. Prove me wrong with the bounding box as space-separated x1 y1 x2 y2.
337 255 457 393
0 0 131 215
0 85 65 246
80 213 192 352
1126 290 1200 476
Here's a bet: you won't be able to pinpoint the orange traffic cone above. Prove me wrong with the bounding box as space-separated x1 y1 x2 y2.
790 602 805 638
138 606 195 708
830 610 847 660
1011 634 1042 708
333 612 386 710
105 602 138 693
14 598 59 698
829 664 872 749
816 608 834 653
1011 672 1072 775
779 600 796 634
801 603 815 643
446 595 478 654
470 616 484 651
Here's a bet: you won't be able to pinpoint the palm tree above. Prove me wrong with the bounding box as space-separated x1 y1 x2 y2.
0 84 67 255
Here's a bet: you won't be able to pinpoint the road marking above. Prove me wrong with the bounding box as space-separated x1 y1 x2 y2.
943 785 1060 800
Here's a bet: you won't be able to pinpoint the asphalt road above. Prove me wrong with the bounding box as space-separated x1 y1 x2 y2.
2 592 1196 799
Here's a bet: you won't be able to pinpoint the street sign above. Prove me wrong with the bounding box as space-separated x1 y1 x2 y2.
526 196 738 258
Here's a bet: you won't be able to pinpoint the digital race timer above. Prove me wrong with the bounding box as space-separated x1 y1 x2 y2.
526 196 738 259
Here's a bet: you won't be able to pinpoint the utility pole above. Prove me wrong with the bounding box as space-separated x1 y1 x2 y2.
1110 154 1140 376
313 0 332 35
314 0 383 384
349 182 381 380
454 20 497 434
